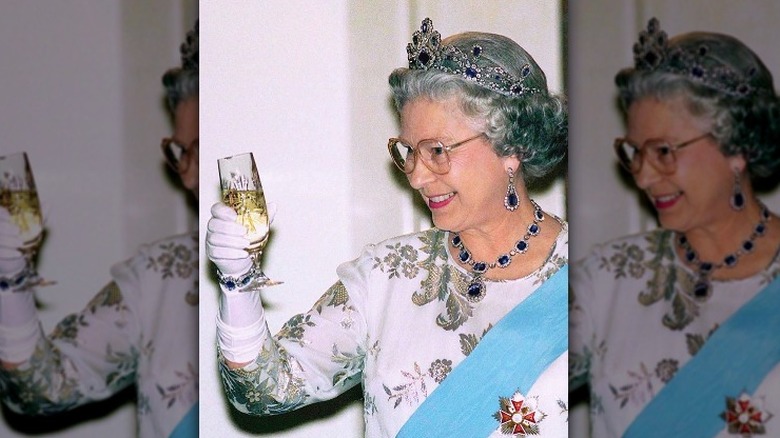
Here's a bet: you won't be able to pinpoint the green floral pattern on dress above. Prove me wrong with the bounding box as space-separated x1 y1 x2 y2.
599 230 701 330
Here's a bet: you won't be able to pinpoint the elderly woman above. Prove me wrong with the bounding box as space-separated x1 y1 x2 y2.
0 22 199 437
207 18 568 437
570 18 780 437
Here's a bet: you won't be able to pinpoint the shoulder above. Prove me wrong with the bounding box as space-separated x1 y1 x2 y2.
336 228 445 282
111 232 198 283
352 228 445 260
137 232 198 257
583 228 669 262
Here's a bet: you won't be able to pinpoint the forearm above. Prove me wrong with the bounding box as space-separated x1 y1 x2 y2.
217 281 366 416
0 282 140 415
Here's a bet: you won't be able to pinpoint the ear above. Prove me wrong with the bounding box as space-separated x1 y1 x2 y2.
727 153 747 175
502 155 522 175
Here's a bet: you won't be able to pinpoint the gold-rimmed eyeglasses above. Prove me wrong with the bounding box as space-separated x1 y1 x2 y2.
161 137 199 171
613 132 712 174
388 132 486 175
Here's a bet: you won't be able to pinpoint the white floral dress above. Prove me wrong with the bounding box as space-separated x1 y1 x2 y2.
220 224 569 437
570 229 780 437
0 233 199 437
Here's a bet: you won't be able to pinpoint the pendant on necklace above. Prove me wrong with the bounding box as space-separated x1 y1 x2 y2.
466 276 487 303
693 277 712 301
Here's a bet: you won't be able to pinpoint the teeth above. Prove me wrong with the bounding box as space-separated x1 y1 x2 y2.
655 192 680 203
430 193 454 203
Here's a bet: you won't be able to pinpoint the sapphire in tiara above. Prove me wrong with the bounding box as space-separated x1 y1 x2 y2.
472 45 482 57
521 64 531 78
418 51 432 67
466 66 478 78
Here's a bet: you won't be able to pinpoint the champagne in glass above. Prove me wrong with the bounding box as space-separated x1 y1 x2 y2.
218 152 281 289
0 151 49 289
0 152 43 252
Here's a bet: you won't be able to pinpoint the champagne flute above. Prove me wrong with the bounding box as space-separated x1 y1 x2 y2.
217 152 281 290
0 152 47 288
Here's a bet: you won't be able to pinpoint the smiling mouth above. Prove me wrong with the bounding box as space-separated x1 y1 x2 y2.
652 192 682 209
427 192 455 208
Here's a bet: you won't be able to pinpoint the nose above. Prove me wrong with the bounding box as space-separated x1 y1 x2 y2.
406 153 436 190
632 156 662 190
178 141 199 173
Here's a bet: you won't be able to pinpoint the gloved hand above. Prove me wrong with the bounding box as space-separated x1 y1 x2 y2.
0 207 26 279
206 202 253 277
206 201 277 277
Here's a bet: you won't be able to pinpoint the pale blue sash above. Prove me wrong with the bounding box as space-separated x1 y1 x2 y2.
625 276 780 437
397 265 568 438
169 402 198 438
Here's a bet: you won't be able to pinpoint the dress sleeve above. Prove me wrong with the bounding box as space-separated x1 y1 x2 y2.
218 245 372 415
569 249 601 392
0 280 142 415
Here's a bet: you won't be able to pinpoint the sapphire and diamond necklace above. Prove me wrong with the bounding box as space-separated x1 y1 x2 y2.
678 201 771 300
451 199 544 303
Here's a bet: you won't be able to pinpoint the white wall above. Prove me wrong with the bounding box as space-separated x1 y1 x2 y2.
0 1 196 436
568 1 780 436
198 1 564 436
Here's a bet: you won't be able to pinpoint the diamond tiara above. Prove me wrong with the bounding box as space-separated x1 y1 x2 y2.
406 18 541 97
630 18 763 98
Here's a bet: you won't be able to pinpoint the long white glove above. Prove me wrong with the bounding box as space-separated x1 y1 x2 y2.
206 201 273 364
0 207 40 363
0 207 26 279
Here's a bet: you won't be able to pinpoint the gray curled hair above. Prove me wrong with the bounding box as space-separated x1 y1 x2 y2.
162 20 199 112
616 30 780 180
389 32 567 183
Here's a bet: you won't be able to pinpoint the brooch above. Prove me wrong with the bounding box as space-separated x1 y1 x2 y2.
493 391 545 435
720 392 772 436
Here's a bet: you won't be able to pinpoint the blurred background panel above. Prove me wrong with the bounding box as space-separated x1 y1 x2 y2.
0 1 196 436
568 1 780 435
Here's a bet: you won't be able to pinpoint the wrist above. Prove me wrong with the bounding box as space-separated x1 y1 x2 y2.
0 265 38 293
216 265 258 291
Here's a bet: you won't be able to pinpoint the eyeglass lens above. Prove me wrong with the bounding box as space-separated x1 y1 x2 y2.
392 140 449 174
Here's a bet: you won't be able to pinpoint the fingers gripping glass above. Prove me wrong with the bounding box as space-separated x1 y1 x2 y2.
161 138 199 171
388 133 485 174
614 132 712 174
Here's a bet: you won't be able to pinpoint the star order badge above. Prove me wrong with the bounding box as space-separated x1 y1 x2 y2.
493 391 546 436
720 392 773 436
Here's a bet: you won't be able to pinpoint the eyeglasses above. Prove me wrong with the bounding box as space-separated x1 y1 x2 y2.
388 132 485 175
161 137 199 171
613 132 712 174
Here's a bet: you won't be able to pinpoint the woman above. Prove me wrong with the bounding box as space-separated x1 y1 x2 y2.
570 18 780 437
207 18 568 437
0 22 199 437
